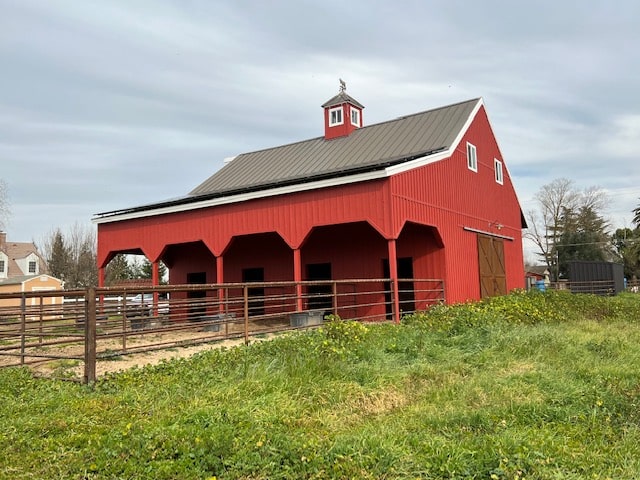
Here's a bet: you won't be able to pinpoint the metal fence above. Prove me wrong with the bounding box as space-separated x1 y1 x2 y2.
0 278 445 383
546 280 622 296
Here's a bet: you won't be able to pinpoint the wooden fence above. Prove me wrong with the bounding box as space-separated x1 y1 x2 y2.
0 278 445 383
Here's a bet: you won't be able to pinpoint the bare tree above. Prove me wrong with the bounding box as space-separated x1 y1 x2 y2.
525 178 579 277
525 178 609 281
39 222 97 288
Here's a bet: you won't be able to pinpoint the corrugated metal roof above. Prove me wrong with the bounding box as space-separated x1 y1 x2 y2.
190 98 480 197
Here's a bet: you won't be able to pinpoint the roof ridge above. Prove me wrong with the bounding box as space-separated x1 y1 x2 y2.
221 97 481 160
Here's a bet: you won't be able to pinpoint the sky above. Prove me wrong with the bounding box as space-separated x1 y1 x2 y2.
1 0 638 263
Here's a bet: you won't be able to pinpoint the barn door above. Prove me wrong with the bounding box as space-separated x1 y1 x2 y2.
477 235 506 298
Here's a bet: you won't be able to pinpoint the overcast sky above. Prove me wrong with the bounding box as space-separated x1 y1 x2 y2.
1 0 638 262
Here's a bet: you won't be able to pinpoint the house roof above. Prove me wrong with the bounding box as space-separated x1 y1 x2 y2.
0 274 60 286
0 239 45 278
94 98 482 222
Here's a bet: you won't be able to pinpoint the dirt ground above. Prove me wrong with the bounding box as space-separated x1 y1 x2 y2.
1 316 295 381
17 329 280 381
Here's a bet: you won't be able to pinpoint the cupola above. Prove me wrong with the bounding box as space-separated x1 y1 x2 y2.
321 79 364 140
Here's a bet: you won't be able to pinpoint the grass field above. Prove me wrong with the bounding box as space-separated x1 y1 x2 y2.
1 290 640 479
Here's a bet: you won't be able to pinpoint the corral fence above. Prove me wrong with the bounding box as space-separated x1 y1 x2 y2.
546 280 625 296
0 278 445 383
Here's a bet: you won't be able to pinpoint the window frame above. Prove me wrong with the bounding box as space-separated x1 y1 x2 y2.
328 106 343 127
494 158 504 185
28 260 37 273
0 259 4 273
350 107 360 127
466 142 478 172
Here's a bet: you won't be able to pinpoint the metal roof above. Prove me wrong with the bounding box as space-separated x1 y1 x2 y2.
321 91 365 109
94 98 481 220
190 98 480 197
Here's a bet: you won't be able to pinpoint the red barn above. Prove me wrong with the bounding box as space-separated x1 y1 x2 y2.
94 87 526 321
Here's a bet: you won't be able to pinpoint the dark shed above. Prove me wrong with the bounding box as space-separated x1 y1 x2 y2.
568 261 625 295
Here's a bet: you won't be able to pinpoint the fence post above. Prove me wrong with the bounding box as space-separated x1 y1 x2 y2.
84 287 97 385
38 296 44 345
332 281 338 316
20 294 26 365
243 285 249 345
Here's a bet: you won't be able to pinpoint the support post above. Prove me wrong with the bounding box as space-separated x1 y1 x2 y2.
293 248 303 311
216 255 225 313
152 260 160 316
84 287 97 385
98 267 105 288
388 239 400 324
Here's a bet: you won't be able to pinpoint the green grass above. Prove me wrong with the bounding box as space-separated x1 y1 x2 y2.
1 291 640 479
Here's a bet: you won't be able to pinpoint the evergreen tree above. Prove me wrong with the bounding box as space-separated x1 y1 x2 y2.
556 204 611 278
612 227 640 280
46 229 70 281
526 179 610 281
104 254 132 286
135 258 168 284
40 223 97 289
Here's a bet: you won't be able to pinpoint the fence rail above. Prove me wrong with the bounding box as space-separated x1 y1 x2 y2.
546 280 621 296
0 278 445 383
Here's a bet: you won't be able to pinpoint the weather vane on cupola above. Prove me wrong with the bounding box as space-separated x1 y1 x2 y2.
339 78 346 93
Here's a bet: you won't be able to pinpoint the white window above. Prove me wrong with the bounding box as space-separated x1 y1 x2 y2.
29 260 37 273
494 159 504 184
467 142 477 172
350 107 360 127
329 106 343 126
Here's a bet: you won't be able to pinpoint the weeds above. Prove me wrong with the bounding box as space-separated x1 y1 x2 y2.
1 291 640 478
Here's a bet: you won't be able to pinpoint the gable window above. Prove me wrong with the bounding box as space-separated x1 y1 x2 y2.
466 142 477 172
350 107 360 127
29 260 37 273
0 260 4 273
494 159 504 185
329 106 343 126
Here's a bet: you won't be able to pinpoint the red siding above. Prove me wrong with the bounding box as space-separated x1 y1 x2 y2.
389 105 524 302
97 104 525 306
223 233 293 283
97 180 391 268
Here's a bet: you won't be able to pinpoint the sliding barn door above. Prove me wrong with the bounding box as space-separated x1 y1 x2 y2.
477 235 506 298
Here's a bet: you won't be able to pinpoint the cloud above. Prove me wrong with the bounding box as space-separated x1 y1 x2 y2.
0 0 639 253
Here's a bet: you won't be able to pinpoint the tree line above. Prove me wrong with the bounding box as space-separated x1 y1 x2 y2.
526 178 640 282
39 224 166 289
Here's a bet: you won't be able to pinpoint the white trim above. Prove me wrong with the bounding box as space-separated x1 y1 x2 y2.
328 106 343 126
93 169 389 224
93 99 486 225
494 158 504 185
463 226 514 241
350 107 360 127
385 150 451 176
466 142 478 172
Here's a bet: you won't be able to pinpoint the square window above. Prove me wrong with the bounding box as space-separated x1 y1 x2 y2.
329 107 343 126
350 108 360 127
494 159 504 184
29 261 36 273
467 142 477 172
